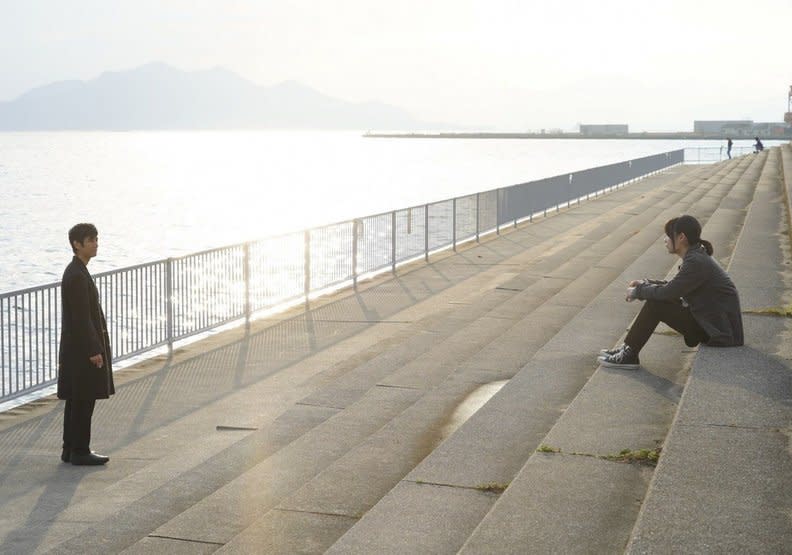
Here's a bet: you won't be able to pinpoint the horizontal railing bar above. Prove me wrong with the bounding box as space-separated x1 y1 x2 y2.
1 150 685 405
0 282 59 300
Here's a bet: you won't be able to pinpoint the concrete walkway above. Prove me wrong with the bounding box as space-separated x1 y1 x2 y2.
0 151 789 554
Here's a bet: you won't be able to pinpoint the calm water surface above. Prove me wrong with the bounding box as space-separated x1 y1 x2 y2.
0 131 776 292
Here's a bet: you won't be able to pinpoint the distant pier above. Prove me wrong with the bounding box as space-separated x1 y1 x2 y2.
364 131 792 140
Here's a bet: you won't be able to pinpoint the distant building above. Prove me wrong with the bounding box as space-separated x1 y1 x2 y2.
579 124 628 136
694 120 753 135
720 122 754 137
752 122 791 137
694 119 791 137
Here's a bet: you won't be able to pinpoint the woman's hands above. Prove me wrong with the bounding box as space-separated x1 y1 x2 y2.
626 279 646 302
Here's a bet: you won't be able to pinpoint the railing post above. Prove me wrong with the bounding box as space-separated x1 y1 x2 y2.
165 257 173 355
452 198 457 252
475 193 480 243
304 230 311 303
496 190 500 236
391 211 397 273
243 242 251 326
424 204 430 262
352 219 358 287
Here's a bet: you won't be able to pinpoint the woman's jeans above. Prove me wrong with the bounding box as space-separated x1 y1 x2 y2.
625 299 708 353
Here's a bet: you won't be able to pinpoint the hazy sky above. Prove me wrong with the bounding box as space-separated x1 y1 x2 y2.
1 0 790 130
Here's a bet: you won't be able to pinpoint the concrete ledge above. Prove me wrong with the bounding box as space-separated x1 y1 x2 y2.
459 454 651 555
627 146 792 553
627 349 792 554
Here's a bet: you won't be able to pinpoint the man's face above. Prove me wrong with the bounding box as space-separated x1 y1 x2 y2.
73 235 98 260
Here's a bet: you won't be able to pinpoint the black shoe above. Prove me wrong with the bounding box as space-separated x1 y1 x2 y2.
600 345 640 370
61 447 71 463
71 451 109 466
599 344 625 357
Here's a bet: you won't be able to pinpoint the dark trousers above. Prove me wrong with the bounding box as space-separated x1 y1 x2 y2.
62 399 96 452
625 300 708 354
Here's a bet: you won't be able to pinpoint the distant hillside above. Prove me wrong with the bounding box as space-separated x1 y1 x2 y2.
0 63 435 130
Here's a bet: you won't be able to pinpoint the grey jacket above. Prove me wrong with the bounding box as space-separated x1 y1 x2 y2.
635 244 744 346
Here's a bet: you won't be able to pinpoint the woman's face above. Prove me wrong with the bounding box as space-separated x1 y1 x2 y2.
664 232 686 255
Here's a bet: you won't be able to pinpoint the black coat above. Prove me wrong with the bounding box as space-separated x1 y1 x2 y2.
635 244 744 347
57 257 115 400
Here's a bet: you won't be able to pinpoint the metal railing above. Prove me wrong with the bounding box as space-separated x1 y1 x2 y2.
0 149 683 403
683 146 756 164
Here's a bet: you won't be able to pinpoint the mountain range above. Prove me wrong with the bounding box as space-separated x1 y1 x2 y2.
0 63 435 131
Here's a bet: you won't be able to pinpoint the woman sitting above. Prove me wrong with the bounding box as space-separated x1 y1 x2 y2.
599 215 744 370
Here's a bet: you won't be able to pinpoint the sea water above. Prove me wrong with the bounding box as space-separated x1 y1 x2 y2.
0 131 777 293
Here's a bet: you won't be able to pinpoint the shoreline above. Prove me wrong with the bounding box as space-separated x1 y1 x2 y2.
364 132 792 140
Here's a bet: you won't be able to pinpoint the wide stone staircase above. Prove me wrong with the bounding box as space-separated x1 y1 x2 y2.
0 147 788 554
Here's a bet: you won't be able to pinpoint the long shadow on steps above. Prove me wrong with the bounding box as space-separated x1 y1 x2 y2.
0 165 724 553
627 146 792 553
107 167 714 552
453 151 768 555
323 156 760 554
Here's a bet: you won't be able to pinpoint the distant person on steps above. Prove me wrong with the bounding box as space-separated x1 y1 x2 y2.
754 137 764 153
598 215 743 370
58 223 114 465
726 137 733 159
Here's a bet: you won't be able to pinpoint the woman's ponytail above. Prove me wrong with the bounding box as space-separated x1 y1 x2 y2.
671 215 714 255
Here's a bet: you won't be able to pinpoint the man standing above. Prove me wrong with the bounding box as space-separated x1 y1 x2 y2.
726 137 733 159
58 223 114 465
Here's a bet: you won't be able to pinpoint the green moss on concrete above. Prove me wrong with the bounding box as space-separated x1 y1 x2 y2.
604 447 661 466
474 482 510 494
743 306 792 318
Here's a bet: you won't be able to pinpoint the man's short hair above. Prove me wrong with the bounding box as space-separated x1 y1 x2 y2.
68 223 98 253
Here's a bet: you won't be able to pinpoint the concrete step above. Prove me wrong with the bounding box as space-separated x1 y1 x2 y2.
782 143 792 248
626 147 792 553
210 167 732 553
2 165 712 553
321 157 759 554
456 150 766 555
117 167 716 553
0 163 738 553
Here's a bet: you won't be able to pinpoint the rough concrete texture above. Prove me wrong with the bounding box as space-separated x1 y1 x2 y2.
325 481 496 555
627 147 792 552
627 425 792 554
214 510 357 555
456 153 762 554
459 454 652 555
1 156 785 554
329 157 760 552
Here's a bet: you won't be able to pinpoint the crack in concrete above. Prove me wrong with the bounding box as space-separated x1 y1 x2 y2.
375 383 422 391
215 425 259 432
306 319 413 324
405 478 501 494
295 401 345 410
681 422 787 432
147 534 225 546
273 507 360 520
451 263 523 266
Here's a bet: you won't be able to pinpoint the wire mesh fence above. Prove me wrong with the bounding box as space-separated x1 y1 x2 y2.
0 149 684 403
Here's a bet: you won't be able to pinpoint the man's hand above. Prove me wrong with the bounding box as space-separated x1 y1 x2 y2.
628 280 643 287
89 354 104 368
